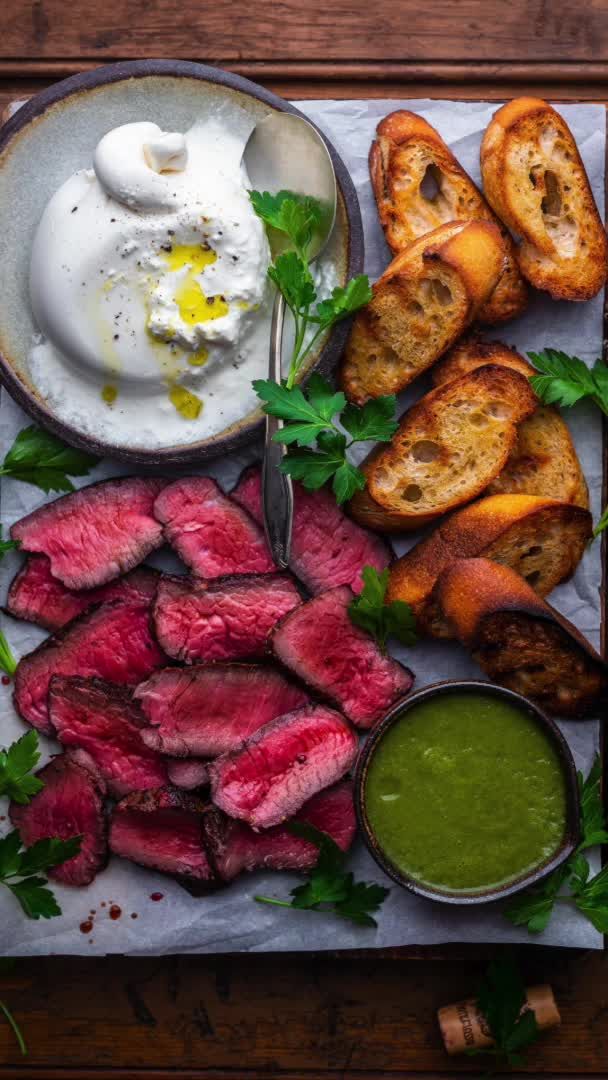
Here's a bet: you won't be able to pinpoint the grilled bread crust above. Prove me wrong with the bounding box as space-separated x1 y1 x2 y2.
364 364 537 526
432 337 589 508
386 493 592 636
340 220 506 405
481 97 608 301
435 557 607 717
370 109 527 323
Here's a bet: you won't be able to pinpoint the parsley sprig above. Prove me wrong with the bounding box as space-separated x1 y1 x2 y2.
528 349 608 536
255 822 389 927
253 373 398 503
0 831 82 919
250 190 371 390
0 731 43 805
0 426 98 494
250 191 381 503
467 955 540 1069
348 566 417 652
528 349 608 413
0 960 26 1057
505 756 608 934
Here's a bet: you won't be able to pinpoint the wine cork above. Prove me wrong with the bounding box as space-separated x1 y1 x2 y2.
438 984 560 1055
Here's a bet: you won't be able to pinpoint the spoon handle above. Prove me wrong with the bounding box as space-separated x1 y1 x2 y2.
262 291 294 569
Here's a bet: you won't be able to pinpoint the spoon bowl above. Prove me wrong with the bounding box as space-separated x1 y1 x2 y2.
244 111 337 261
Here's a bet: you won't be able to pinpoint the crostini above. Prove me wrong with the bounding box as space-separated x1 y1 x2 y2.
386 493 592 636
481 97 608 301
370 109 527 323
432 337 589 507
340 219 506 404
435 557 607 717
363 364 537 526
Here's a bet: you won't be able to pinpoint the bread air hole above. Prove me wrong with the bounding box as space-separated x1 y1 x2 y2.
419 164 442 202
486 400 512 420
525 570 541 586
541 170 562 217
403 483 423 502
411 440 440 463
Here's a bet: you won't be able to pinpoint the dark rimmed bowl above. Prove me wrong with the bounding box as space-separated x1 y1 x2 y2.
0 59 363 466
355 680 580 906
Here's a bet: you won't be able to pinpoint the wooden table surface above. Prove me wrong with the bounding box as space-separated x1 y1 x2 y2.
1 1 608 1077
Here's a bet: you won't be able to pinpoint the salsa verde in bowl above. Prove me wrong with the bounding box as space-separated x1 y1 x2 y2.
355 681 580 904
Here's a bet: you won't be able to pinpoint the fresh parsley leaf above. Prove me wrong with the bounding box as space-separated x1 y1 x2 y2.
0 829 81 920
268 251 316 315
7 876 62 921
312 277 373 328
254 375 345 447
0 731 43 805
249 190 325 256
0 627 17 678
341 396 399 443
474 954 540 1067
0 426 99 494
332 459 367 504
306 373 347 423
254 822 389 928
528 349 608 413
348 566 417 652
17 836 82 877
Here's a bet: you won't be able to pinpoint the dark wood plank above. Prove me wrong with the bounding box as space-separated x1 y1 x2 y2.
1 0 607 63
0 947 606 1076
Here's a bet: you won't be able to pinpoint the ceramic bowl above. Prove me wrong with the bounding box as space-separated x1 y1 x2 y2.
355 680 580 905
0 59 363 465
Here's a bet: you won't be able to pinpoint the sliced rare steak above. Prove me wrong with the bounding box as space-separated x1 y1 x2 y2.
14 600 167 735
10 751 107 887
202 781 356 881
109 787 215 884
153 476 275 578
272 586 414 728
166 759 209 790
135 664 308 757
232 465 391 595
6 555 159 632
154 574 301 663
49 676 168 797
11 477 167 590
208 704 358 828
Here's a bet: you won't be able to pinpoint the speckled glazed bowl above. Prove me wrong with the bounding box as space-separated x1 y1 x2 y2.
0 60 363 465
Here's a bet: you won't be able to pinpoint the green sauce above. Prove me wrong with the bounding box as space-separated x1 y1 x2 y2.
365 692 567 893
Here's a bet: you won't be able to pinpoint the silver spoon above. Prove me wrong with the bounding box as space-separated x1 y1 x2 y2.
244 111 337 568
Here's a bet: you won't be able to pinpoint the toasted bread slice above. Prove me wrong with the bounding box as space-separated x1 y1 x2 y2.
386 493 592 636
365 364 536 527
481 97 608 301
432 337 589 508
435 557 607 717
370 109 527 324
340 220 506 405
348 447 440 534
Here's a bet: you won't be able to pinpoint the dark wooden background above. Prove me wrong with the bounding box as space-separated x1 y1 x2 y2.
1 1 608 1076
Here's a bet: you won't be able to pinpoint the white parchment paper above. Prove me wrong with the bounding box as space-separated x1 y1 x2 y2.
0 100 604 954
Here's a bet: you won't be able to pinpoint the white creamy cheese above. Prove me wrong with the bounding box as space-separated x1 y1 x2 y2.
28 114 336 450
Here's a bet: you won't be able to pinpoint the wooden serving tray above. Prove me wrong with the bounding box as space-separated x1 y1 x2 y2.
0 46 608 1077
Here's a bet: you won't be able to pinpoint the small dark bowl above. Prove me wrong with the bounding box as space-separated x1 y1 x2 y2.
355 680 580 906
0 59 363 466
